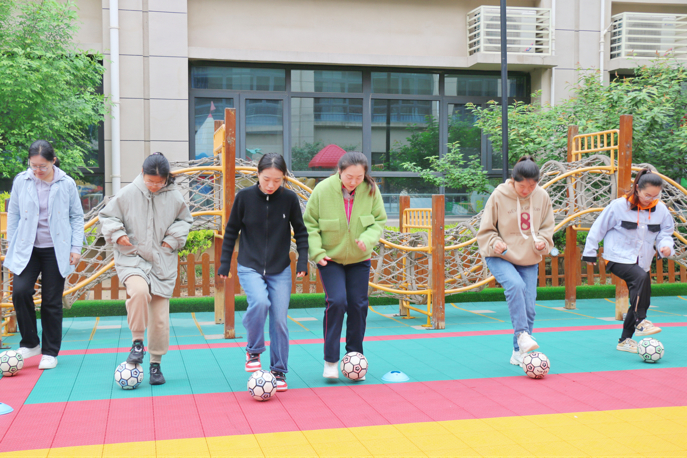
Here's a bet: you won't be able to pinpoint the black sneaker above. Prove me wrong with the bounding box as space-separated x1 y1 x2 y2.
126 340 145 364
149 363 166 385
272 371 288 392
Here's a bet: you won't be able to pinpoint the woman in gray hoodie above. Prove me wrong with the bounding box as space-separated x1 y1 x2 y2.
99 153 192 385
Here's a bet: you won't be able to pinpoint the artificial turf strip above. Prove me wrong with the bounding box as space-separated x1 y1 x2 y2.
57 283 687 318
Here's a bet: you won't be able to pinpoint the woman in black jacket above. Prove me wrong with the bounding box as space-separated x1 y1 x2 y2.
217 154 308 391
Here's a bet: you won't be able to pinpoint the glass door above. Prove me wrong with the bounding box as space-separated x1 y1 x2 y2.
240 95 286 162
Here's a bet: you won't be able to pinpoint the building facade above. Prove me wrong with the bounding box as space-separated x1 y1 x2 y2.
73 0 687 212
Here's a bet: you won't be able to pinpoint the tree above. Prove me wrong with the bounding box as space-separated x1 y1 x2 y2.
468 59 687 180
0 0 108 179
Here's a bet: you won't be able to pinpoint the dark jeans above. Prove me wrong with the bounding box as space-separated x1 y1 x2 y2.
607 262 651 341
318 259 371 363
12 247 66 357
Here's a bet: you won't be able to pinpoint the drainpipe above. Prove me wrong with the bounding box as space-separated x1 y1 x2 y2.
599 0 611 84
550 0 556 106
110 0 121 193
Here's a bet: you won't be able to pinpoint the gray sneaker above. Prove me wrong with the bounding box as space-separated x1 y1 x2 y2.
517 332 539 354
635 320 661 336
510 349 524 367
617 338 638 353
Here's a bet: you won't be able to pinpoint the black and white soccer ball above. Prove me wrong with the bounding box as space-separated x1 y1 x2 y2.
114 361 144 389
522 352 550 379
0 350 24 376
638 338 664 363
247 370 278 401
340 352 368 380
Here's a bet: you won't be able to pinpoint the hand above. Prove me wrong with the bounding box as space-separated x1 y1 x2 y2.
162 242 172 249
494 241 507 254
535 241 546 251
297 271 306 278
218 273 232 279
588 262 597 266
69 252 81 266
117 235 132 246
660 246 671 257
356 239 366 251
318 256 332 266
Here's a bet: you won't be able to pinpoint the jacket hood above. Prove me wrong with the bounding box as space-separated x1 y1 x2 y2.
493 179 530 201
133 173 177 196
26 166 67 183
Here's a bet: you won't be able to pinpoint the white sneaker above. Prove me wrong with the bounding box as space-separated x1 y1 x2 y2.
323 361 339 379
635 320 661 336
38 355 58 370
617 338 638 353
17 345 41 359
516 332 539 354
510 349 524 367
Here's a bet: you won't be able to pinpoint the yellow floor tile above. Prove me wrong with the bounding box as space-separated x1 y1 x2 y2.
360 437 424 456
102 441 156 458
607 408 664 422
500 427 561 444
310 441 373 457
566 438 642 457
156 438 210 458
209 448 266 458
527 413 583 428
424 447 480 457
481 415 537 430
47 445 103 458
627 419 686 435
544 424 607 441
395 421 450 437
521 441 586 457
658 433 687 449
407 434 468 451
581 421 632 438
0 450 50 458
456 431 516 448
441 419 496 434
470 443 532 456
625 437 685 454
349 424 406 441
206 435 263 457
567 410 619 424
260 444 318 457
634 406 687 420
254 431 309 448
302 427 358 444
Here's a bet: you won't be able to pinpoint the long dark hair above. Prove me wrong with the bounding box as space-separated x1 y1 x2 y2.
512 156 540 182
28 140 60 168
142 152 174 184
627 168 663 201
258 153 288 177
337 152 376 196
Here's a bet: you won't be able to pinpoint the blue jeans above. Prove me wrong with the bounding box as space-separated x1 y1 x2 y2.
237 263 292 373
485 257 538 351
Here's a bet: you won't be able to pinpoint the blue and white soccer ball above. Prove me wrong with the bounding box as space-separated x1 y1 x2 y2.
638 338 664 363
0 350 24 377
247 370 278 401
522 352 550 379
340 352 368 380
114 361 144 389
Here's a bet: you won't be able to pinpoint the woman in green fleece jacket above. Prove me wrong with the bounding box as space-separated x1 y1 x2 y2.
303 152 387 379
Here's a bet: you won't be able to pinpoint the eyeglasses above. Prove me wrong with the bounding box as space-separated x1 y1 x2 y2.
144 180 166 188
639 191 660 200
28 163 51 172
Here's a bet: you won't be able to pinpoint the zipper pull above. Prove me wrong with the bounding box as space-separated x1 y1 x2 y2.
267 195 269 201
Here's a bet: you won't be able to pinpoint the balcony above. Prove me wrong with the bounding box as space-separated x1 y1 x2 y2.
610 12 687 61
467 6 552 56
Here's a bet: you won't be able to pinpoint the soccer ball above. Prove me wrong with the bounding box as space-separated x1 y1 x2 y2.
0 350 24 376
114 362 144 389
522 352 550 379
247 370 278 401
340 352 368 380
638 338 664 363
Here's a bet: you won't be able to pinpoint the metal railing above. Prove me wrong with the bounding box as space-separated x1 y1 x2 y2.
610 12 687 60
467 6 552 56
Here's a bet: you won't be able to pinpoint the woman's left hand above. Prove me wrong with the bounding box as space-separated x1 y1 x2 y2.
535 241 546 251
356 239 366 251
660 246 671 257
297 271 306 278
162 242 172 249
70 253 81 266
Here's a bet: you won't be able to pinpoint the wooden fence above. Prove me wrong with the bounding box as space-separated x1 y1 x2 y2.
82 246 686 301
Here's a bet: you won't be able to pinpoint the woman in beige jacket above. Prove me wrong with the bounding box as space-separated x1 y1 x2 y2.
99 153 192 385
476 156 555 367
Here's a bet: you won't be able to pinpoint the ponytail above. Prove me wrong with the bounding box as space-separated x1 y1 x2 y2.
626 168 663 201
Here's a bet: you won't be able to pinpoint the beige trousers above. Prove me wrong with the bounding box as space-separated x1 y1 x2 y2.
124 275 169 363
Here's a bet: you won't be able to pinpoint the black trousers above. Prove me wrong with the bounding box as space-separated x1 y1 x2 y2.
12 247 66 357
318 259 371 363
607 262 651 341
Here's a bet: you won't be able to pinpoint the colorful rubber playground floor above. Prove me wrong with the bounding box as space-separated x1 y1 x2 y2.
1 296 686 457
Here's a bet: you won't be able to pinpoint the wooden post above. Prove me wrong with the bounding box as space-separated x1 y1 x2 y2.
615 114 633 320
564 125 579 309
398 195 410 317
430 195 445 330
223 108 236 338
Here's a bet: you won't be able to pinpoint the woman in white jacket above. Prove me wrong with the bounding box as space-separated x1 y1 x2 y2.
5 140 84 370
583 169 675 353
99 153 192 384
